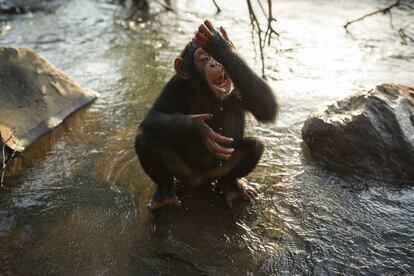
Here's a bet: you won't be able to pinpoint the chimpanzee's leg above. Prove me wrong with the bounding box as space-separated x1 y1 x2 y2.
219 137 264 208
225 137 264 178
135 133 181 210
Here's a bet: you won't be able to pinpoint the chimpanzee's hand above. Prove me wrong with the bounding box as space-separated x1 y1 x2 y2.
190 113 234 160
192 20 235 58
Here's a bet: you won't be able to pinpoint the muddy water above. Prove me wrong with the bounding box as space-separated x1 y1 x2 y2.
1 0 413 274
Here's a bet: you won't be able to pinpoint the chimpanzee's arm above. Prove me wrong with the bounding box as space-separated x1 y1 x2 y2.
140 76 196 146
213 40 277 123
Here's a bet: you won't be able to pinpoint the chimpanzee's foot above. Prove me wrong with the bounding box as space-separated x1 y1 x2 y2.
224 180 258 208
147 194 181 210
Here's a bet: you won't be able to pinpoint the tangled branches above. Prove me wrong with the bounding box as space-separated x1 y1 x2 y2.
344 0 414 44
344 0 402 29
246 0 279 77
398 20 414 44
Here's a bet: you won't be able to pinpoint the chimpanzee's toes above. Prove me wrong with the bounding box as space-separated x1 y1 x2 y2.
224 182 259 208
225 192 238 208
147 196 181 210
244 186 258 199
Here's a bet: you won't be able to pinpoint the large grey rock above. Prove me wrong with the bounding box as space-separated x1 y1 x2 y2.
0 47 98 162
302 83 414 182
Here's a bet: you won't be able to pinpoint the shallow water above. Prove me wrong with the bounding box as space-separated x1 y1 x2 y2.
1 0 413 274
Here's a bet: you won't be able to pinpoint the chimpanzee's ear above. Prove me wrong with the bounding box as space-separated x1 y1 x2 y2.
174 57 189 79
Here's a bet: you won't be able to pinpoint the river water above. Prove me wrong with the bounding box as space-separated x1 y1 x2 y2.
1 0 413 274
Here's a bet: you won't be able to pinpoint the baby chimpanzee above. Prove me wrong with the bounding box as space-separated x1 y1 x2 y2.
135 20 278 209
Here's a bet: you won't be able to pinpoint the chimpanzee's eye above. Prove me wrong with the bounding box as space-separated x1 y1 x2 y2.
200 55 211 64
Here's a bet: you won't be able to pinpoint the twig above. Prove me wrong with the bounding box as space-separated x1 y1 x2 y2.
344 0 402 30
388 9 394 29
153 0 174 11
246 0 266 77
257 0 266 15
398 20 414 44
246 0 279 77
263 0 279 46
249 17 259 62
401 2 414 10
211 0 221 13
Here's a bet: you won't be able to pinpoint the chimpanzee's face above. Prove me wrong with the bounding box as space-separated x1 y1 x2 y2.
193 48 233 100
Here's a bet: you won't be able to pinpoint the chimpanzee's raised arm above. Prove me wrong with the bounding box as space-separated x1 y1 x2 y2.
194 20 278 123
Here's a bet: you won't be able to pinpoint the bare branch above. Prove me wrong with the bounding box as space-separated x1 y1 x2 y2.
387 8 395 29
257 0 266 16
401 2 414 10
344 0 401 30
246 0 279 77
246 0 266 77
263 0 279 46
211 0 221 13
153 0 174 11
398 20 414 44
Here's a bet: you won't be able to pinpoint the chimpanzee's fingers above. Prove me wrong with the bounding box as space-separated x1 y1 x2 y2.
219 26 229 41
192 37 205 48
246 189 258 199
205 144 231 160
205 139 232 160
242 191 252 201
195 31 208 44
193 32 208 49
205 137 234 156
220 26 235 48
250 188 259 197
207 131 233 145
204 20 216 33
198 24 213 39
190 113 213 121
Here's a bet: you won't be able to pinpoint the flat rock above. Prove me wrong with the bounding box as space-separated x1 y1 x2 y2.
302 83 414 182
0 47 97 161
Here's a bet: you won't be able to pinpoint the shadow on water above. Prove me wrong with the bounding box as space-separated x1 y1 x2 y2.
1 0 414 274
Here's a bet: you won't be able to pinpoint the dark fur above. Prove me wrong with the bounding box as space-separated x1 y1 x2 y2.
135 34 278 200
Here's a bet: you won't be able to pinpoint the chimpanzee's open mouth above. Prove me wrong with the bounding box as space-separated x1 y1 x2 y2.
212 72 233 94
